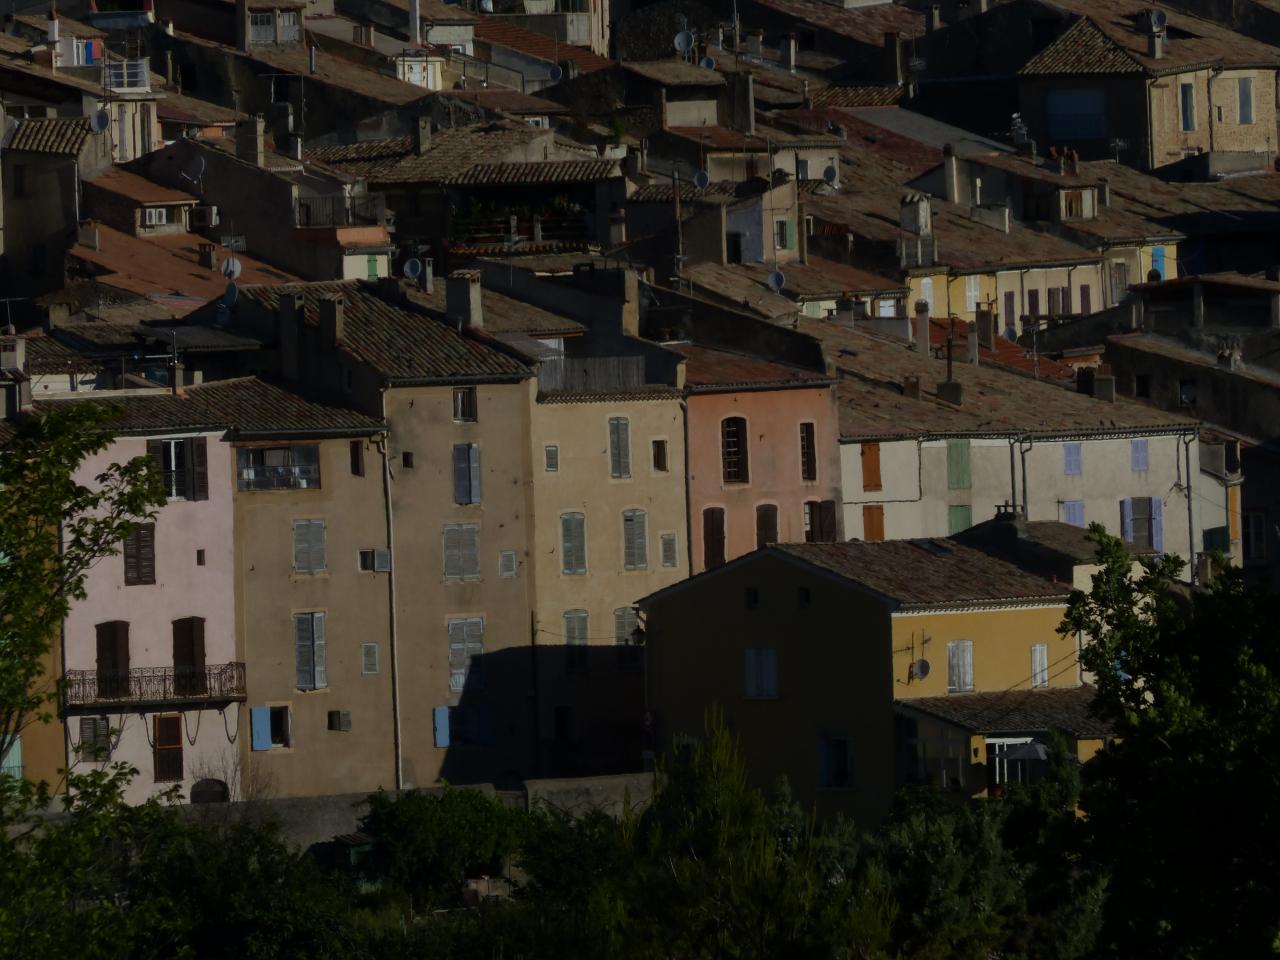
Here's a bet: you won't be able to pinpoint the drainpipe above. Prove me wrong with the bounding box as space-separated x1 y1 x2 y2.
1019 437 1033 519
1146 78 1156 170
1184 431 1197 582
1207 69 1217 154
681 398 693 569
377 422 404 790
1007 437 1018 515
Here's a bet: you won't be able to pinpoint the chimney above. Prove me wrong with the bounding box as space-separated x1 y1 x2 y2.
378 276 406 304
836 296 856 326
423 257 435 294
1100 177 1111 207
1092 363 1117 401
353 23 373 45
903 375 921 399
966 321 979 364
415 116 431 156
942 143 959 203
447 270 483 330
928 3 943 31
782 33 797 73
235 116 266 167
715 24 724 49
410 0 421 45
900 192 932 237
320 297 345 347
45 303 70 331
745 29 763 56
235 0 250 52
198 242 218 269
884 31 904 84
289 134 303 160
913 300 930 352
1149 31 1164 59
975 307 996 349
47 10 59 42
937 379 964 405
77 221 100 250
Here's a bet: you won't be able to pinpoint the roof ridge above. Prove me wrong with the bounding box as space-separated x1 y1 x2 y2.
1020 15 1145 76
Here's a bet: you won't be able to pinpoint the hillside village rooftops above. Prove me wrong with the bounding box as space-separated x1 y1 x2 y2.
898 686 1113 738
374 0 479 21
40 376 384 438
811 84 903 108
797 315 1197 440
23 334 105 375
681 260 907 321
472 17 612 73
155 89 246 127
407 284 586 338
236 280 531 383
86 168 197 206
1021 0 1280 76
14 14 106 37
665 343 834 392
748 0 925 45
953 516 1157 565
620 59 725 86
772 539 1071 608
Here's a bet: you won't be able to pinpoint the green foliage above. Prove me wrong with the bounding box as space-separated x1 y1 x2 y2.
0 404 165 768
1065 526 1280 957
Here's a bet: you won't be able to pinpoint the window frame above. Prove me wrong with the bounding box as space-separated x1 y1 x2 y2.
744 647 778 699
1031 643 1049 689
1180 82 1196 131
660 531 679 568
1063 441 1083 477
443 522 481 581
651 438 669 473
236 443 321 491
544 444 559 472
292 518 327 575
448 616 485 693
946 639 974 693
452 386 478 422
608 416 631 479
452 442 482 505
564 609 589 674
1238 76 1254 125
721 416 750 484
153 714 184 782
799 422 817 483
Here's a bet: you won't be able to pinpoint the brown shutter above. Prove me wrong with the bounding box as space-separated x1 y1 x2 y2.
153 715 183 782
123 530 139 585
190 437 208 500
116 621 130 676
703 507 726 569
817 500 838 542
862 504 885 542
755 504 778 549
146 439 163 470
138 524 156 584
861 442 882 492
350 439 365 477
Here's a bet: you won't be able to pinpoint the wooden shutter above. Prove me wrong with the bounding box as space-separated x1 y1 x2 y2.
468 444 482 504
624 510 647 569
799 423 816 482
146 439 163 474
760 648 777 697
962 641 973 691
433 706 451 748
817 500 838 542
946 440 971 490
756 504 778 549
1131 439 1149 472
460 525 479 578
153 715 183 782
137 524 155 584
1064 442 1082 476
561 514 585 573
744 648 759 697
862 505 885 542
350 440 365 477
1151 497 1164 553
661 532 678 568
312 612 326 688
453 444 470 504
123 529 139 585
861 442 882 491
444 525 462 578
1120 498 1133 543
190 437 208 500
464 618 484 688
947 640 962 692
609 418 630 478
703 507 725 568
1079 285 1091 315
545 445 559 472
362 643 379 674
295 613 314 689
250 707 273 751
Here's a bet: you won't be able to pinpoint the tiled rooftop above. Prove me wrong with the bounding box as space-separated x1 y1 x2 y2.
898 686 1112 738
236 281 531 383
811 84 903 108
953 516 1156 564
665 343 833 391
748 0 924 45
86 168 197 206
155 88 246 126
14 14 105 37
434 88 568 115
773 538 1070 608
797 315 1197 440
473 17 612 73
621 59 725 86
406 284 585 338
4 117 92 155
23 334 104 375
441 159 621 185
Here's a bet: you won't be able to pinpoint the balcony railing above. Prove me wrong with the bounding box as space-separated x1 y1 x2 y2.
105 57 150 92
297 193 388 228
63 663 247 710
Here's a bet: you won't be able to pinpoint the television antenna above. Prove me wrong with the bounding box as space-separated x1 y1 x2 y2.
1108 137 1129 161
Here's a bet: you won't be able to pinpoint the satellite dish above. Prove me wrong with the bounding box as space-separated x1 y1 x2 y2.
90 108 110 134
403 257 423 279
222 282 238 307
548 64 564 82
699 55 716 70
822 164 838 184
1149 8 1168 30
480 0 493 9
766 270 785 293
674 30 694 53
693 169 710 190
912 658 931 680
221 256 243 281
181 155 206 183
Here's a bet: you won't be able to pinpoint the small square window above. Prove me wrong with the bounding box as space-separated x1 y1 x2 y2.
402 451 415 468
453 386 478 422
359 549 375 571
652 439 668 472
499 549 518 578
362 642 380 674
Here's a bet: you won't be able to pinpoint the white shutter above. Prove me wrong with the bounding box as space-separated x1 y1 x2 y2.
499 549 518 578
961 640 973 691
295 613 314 688
562 514 585 573
312 613 327 688
448 619 468 691
1031 643 1048 688
460 524 480 578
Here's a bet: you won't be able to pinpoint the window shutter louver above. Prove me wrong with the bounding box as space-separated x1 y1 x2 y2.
609 418 630 478
123 530 139 585
293 521 309 573
1152 497 1164 552
963 642 973 691
138 525 155 584
433 706 451 747
449 620 468 691
310 521 326 572
460 526 479 578
1064 442 1082 476
562 514 585 573
115 621 130 678
190 437 208 500
453 444 470 504
1120 498 1134 543
444 525 462 578
146 439 163 474
362 642 379 674
861 442 882 491
756 504 778 549
312 613 327 688
545 445 559 472
1131 439 1149 472
250 707 273 751
295 614 314 689
660 532 678 568
946 440 971 490
817 500 838 542
624 511 647 570
468 444 482 503
465 618 484 688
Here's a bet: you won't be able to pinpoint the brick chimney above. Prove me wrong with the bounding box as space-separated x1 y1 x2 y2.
415 116 431 156
320 296 345 348
235 116 265 167
447 270 483 330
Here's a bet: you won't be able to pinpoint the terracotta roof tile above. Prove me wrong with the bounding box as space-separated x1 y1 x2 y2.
747 0 924 45
666 343 832 391
4 116 92 155
899 687 1112 737
774 539 1070 607
86 168 197 205
435 88 567 114
156 89 246 126
473 17 612 73
811 84 903 107
621 58 725 86
23 334 104 375
1020 16 1143 76
15 14 105 38
442 159 620 185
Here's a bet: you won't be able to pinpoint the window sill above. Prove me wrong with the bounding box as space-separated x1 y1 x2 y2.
295 687 329 695
946 689 975 695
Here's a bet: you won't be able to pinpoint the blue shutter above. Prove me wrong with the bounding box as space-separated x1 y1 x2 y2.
452 445 470 504
433 706 451 748
1152 497 1164 552
1064 442 1082 476
468 444 482 504
1120 498 1134 543
1064 500 1085 527
1152 246 1166 280
250 707 272 751
1131 439 1149 472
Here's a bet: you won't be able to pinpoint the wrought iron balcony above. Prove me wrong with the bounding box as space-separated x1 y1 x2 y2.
104 57 150 92
63 663 247 710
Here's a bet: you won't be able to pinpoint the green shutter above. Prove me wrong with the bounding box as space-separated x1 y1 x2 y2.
367 254 378 279
946 439 971 490
947 504 973 535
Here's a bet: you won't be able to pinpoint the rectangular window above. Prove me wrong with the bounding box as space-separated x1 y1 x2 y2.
294 612 327 690
1064 191 1084 220
350 439 365 476
1181 82 1196 131
623 509 648 570
448 617 484 692
1131 438 1149 472
818 735 851 789
1063 442 1082 476
249 11 273 42
652 439 668 472
499 549 518 578
443 523 481 580
545 445 559 472
947 639 974 693
292 519 327 574
799 422 817 482
147 436 208 501
755 503 778 549
774 218 790 250
947 504 972 535
78 717 111 762
1121 496 1163 552
95 621 130 700
861 442 882 491
1243 511 1267 563
564 610 588 674
1239 77 1254 124
1080 284 1092 315
964 274 979 313
703 507 726 568
796 158 810 180
615 607 641 672
862 504 885 542
453 386 477 422
1031 643 1049 688
660 532 678 568
237 444 320 490
0 735 19 779
1063 500 1085 527
721 417 749 483
609 417 631 479
452 443 482 505
122 523 156 586
144 207 168 226
153 715 183 782
1027 288 1040 316
561 513 586 574
358 548 391 572
803 500 838 542
946 439 971 490
1048 286 1062 316
362 642 380 675
744 647 778 698
251 706 291 750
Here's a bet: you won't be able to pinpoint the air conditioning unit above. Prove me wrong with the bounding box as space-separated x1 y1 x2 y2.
191 205 220 228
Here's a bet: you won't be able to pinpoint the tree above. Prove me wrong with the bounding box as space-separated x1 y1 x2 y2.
1064 527 1280 957
0 404 165 778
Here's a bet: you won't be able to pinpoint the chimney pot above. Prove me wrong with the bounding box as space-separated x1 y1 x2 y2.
912 299 930 352
447 270 483 330
1149 31 1164 59
782 33 797 73
929 3 943 31
423 257 435 294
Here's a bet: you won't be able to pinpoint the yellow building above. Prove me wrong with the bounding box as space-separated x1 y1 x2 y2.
641 538 1101 823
